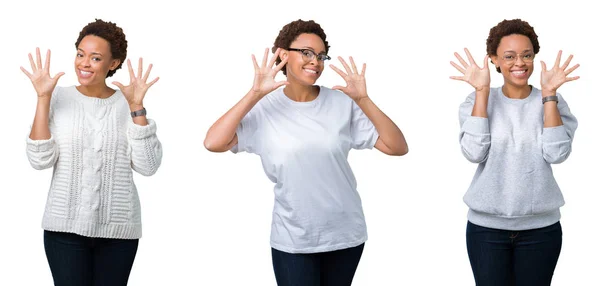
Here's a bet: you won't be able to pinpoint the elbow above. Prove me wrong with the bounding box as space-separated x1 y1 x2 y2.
461 149 488 164
390 145 409 156
27 156 56 170
543 153 570 164
136 163 160 176
29 162 52 170
204 138 227 153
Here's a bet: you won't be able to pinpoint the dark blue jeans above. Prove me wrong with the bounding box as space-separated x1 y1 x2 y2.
44 230 139 286
272 243 365 286
466 221 562 286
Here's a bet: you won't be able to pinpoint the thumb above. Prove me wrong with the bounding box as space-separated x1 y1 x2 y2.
52 72 64 85
540 61 547 72
332 85 345 92
483 55 489 69
112 81 125 90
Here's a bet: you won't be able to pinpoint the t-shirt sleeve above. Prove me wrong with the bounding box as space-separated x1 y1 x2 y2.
231 106 260 154
350 100 379 150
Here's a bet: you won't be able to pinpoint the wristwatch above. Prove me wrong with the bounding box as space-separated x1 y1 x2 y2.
131 108 147 118
542 96 558 104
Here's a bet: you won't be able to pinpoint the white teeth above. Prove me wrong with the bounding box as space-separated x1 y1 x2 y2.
304 69 317 74
511 70 525 74
81 70 92 75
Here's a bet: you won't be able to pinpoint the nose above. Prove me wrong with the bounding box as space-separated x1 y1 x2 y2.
78 56 91 67
514 55 526 66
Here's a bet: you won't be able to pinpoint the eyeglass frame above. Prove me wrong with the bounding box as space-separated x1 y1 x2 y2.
287 48 331 62
500 52 535 64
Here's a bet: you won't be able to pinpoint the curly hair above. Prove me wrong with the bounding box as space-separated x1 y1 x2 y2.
75 19 127 78
486 19 540 73
272 19 330 75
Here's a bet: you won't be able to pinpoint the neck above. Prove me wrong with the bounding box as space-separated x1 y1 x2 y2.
283 82 319 102
502 83 531 99
77 83 113 99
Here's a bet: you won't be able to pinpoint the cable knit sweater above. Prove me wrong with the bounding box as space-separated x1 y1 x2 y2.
26 86 162 239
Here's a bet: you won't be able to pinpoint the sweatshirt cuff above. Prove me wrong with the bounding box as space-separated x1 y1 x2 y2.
462 116 489 134
26 136 56 152
128 119 157 140
543 125 570 143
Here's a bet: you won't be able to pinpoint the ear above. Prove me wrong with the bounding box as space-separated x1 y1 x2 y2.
280 50 289 61
109 59 121 71
490 55 498 67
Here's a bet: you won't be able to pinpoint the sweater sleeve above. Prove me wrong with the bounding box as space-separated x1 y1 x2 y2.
542 94 577 164
128 119 162 176
26 136 59 170
458 92 491 163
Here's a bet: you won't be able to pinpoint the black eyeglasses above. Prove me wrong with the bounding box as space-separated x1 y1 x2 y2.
288 48 331 62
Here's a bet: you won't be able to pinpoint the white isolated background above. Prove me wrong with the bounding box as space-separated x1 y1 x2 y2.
0 0 597 285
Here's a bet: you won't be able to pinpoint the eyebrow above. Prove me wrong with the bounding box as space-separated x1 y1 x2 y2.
301 46 327 54
503 49 533 54
77 48 103 56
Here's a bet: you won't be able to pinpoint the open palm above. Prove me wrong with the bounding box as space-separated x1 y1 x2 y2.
450 48 490 91
252 48 288 97
21 48 64 98
112 58 159 107
330 56 368 101
541 50 579 93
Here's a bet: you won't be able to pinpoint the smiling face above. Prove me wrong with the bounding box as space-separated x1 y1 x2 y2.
491 34 535 88
74 35 120 86
280 33 326 86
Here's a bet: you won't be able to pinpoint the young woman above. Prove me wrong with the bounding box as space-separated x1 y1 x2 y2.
23 19 162 286
451 19 578 285
204 19 408 285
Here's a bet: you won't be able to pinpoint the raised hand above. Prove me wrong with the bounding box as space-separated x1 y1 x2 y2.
251 48 288 97
540 50 579 94
112 58 159 109
450 48 490 91
21 48 65 98
329 56 368 101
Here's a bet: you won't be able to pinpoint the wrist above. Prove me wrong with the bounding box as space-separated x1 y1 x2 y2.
475 85 490 92
129 104 144 112
542 89 557 97
247 89 265 101
354 95 371 106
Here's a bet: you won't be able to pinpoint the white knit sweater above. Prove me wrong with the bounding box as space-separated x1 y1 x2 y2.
26 86 162 239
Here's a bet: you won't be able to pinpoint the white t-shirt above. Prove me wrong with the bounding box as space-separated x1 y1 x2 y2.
232 86 379 253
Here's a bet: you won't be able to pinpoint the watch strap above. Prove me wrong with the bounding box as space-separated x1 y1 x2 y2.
542 95 558 104
131 108 147 118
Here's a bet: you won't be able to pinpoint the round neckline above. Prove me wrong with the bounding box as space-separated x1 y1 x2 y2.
498 85 537 104
70 85 122 105
279 86 324 107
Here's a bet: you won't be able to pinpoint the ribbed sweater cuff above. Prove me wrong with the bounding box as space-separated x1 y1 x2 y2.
462 116 489 134
543 125 570 142
26 136 56 152
128 119 157 139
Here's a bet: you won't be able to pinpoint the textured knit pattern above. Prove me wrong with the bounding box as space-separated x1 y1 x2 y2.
459 87 577 231
26 86 162 239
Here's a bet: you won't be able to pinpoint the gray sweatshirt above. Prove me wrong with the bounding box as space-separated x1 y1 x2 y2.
459 86 577 231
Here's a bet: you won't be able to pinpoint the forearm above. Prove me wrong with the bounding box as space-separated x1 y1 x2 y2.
29 98 51 140
204 89 262 152
355 96 407 155
542 90 563 127
471 88 490 118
